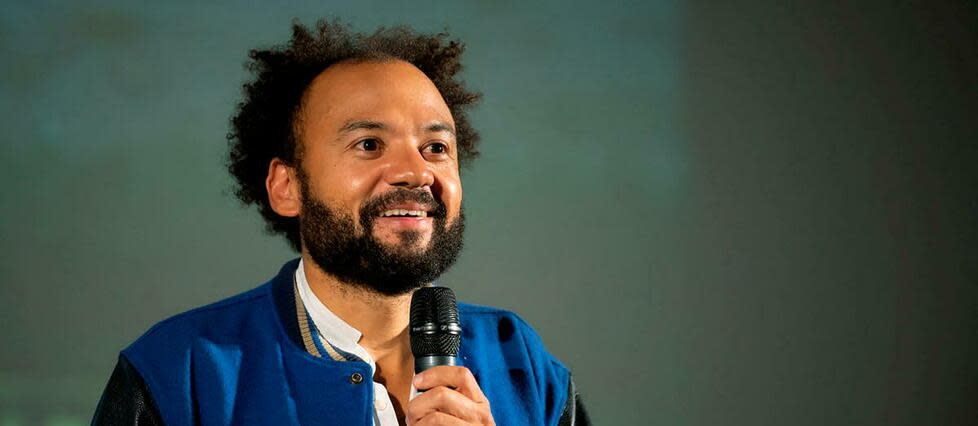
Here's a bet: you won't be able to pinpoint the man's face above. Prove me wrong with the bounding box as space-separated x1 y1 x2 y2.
293 60 464 294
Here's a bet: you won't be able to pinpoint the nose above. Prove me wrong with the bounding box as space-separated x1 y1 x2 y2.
383 143 435 189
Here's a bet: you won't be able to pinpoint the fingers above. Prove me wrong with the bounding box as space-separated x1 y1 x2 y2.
413 411 467 426
406 366 495 425
406 385 482 424
413 366 487 403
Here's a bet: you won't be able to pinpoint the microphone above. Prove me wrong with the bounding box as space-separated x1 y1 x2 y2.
410 287 461 373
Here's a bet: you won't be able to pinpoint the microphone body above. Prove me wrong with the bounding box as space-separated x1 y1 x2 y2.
410 287 461 374
414 355 458 372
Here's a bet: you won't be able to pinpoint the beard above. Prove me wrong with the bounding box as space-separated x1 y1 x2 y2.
298 178 465 296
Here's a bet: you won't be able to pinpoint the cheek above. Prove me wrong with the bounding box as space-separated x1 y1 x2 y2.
439 174 463 213
341 173 374 198
315 164 377 216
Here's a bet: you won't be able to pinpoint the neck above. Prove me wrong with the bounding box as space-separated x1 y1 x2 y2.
300 253 413 354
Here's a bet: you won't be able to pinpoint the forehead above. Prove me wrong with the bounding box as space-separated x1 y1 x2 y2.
299 59 454 130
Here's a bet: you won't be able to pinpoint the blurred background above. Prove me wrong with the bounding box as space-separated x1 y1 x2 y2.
1 0 975 424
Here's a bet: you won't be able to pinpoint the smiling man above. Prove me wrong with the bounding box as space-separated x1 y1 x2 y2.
93 20 588 425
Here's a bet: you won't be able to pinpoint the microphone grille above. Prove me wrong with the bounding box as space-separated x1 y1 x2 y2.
410 287 459 325
410 287 461 357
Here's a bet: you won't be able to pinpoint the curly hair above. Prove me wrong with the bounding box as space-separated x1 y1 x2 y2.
227 19 481 252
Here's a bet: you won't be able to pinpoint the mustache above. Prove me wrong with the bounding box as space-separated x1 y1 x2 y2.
359 189 447 223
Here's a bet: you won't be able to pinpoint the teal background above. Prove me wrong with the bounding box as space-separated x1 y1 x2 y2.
1 0 975 424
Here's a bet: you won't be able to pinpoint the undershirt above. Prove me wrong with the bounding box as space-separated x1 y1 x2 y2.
295 259 419 426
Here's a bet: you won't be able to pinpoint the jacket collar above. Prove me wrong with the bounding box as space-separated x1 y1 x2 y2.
270 258 307 353
270 258 363 362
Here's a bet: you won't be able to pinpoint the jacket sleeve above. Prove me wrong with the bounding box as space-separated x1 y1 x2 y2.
557 376 592 426
92 354 166 425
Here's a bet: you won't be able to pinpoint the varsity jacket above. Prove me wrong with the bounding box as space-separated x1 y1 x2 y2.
92 259 590 425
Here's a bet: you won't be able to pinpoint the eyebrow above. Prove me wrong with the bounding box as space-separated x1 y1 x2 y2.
337 120 387 135
337 120 457 138
425 122 456 137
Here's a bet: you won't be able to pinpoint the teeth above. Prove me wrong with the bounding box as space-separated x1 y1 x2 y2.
380 209 428 217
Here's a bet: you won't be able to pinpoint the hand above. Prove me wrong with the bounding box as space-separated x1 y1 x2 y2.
406 366 495 425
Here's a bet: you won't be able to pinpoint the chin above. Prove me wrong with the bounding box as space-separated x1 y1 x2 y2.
385 240 432 255
374 231 431 248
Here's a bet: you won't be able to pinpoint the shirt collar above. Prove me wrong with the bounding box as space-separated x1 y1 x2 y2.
295 258 365 356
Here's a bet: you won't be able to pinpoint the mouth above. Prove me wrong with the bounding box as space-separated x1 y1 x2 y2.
373 203 434 234
360 190 446 233
375 203 434 219
378 209 429 218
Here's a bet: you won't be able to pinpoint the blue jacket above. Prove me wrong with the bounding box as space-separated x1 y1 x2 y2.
95 259 586 425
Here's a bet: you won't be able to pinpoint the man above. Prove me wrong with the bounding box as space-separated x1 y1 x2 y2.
93 20 589 425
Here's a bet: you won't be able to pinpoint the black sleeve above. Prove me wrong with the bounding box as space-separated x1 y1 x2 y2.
92 354 166 426
557 376 592 426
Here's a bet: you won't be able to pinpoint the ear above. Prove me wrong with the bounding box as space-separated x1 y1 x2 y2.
266 158 301 217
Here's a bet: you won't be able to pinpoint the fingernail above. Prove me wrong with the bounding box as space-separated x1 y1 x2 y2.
413 374 424 387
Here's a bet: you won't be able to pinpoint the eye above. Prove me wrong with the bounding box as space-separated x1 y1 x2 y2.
355 138 381 151
424 142 449 155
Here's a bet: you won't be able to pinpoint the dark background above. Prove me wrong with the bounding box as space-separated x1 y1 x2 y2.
1 0 975 424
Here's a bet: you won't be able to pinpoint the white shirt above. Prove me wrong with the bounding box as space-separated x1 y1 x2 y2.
295 259 418 426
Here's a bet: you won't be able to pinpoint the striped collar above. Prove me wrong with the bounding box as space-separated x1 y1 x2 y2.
270 258 358 361
293 259 370 363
